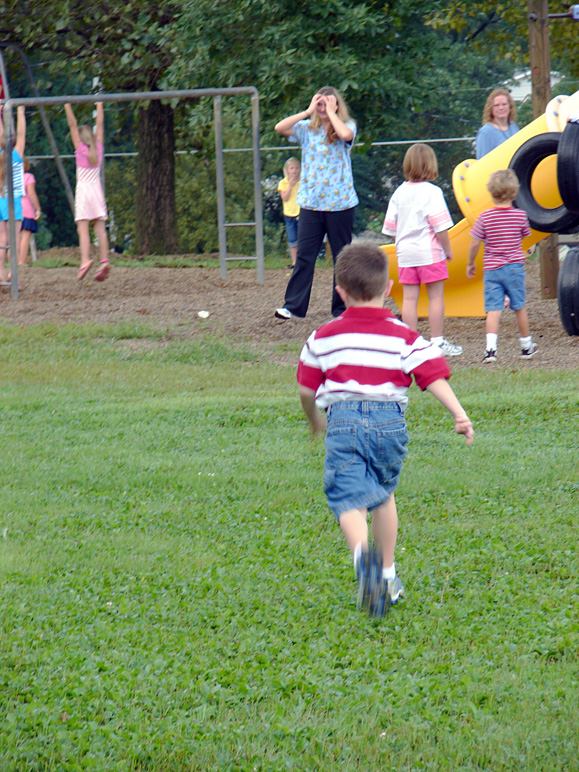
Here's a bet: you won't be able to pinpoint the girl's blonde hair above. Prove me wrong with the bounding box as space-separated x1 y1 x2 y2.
403 143 438 182
482 89 517 126
487 169 519 203
79 124 98 166
308 86 353 144
283 157 301 178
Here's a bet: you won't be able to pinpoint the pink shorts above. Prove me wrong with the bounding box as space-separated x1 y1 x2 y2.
398 261 449 285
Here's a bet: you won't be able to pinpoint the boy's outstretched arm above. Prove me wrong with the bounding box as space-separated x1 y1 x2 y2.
298 385 326 434
426 378 474 445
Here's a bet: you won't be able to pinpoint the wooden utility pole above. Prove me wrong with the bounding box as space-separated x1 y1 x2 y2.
527 0 559 299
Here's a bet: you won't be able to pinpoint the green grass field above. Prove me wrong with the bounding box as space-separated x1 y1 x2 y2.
0 323 577 771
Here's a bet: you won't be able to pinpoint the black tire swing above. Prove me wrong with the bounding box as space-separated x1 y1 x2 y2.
509 132 579 233
557 247 579 336
557 121 579 335
510 119 579 335
556 117 579 214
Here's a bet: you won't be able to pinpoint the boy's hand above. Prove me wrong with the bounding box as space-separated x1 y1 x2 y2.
466 264 476 279
455 415 474 445
310 415 326 435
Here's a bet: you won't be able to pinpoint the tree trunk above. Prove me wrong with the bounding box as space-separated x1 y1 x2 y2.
135 100 178 255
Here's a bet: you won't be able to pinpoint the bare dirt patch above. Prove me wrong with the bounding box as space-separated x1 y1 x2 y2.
2 255 578 369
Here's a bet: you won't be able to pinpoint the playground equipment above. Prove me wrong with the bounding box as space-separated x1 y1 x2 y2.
382 89 579 318
558 247 579 335
1 87 264 300
0 44 75 214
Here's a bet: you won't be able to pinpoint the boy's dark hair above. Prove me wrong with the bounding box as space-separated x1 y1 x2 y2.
335 241 389 300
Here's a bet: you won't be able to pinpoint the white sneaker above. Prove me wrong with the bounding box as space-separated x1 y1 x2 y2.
275 307 294 320
520 342 538 359
438 339 463 356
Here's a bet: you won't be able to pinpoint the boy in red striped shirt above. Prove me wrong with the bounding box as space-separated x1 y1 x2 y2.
297 242 473 616
467 169 537 363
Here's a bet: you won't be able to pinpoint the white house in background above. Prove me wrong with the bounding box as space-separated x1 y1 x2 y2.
507 69 562 103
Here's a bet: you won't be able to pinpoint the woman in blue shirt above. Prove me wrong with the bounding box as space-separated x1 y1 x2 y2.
476 89 519 160
274 86 359 319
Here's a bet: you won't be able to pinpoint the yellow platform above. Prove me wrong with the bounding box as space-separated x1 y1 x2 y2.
382 91 579 317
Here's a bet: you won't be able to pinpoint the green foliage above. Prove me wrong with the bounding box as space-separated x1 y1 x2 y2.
0 327 578 770
427 0 579 78
4 1 180 91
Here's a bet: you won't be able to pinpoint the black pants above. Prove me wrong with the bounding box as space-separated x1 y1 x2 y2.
283 207 356 317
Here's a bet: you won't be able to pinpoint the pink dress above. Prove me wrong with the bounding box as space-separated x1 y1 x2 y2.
74 141 108 222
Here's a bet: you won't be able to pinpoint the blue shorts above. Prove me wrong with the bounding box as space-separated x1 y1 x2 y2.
323 400 409 520
284 215 298 248
484 262 526 312
0 196 23 221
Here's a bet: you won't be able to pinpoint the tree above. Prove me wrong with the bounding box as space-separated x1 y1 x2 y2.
2 0 180 254
426 0 579 77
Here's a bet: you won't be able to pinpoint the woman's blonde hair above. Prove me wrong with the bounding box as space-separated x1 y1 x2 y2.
308 86 353 144
487 169 519 203
403 143 438 182
482 89 517 126
79 124 98 166
283 157 301 178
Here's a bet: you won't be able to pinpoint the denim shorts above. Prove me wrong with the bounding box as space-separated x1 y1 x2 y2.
324 400 409 520
484 262 526 312
284 215 298 247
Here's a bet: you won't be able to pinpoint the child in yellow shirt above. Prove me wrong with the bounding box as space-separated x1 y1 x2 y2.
277 157 300 268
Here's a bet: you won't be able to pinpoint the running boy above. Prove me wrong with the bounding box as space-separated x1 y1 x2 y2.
297 241 473 616
467 169 537 363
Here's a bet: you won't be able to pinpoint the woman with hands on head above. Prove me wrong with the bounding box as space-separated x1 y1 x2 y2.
274 86 359 320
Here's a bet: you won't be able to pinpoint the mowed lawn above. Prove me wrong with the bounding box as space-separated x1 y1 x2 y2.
0 323 577 772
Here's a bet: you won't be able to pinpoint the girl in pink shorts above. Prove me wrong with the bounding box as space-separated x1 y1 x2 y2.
382 144 462 356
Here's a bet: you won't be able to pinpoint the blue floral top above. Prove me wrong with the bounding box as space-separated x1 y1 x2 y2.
289 119 359 211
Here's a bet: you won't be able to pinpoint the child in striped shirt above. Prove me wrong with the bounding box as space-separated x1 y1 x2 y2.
297 241 473 616
467 169 537 363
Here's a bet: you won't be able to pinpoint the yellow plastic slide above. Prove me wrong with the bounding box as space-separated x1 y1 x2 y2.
382 91 579 317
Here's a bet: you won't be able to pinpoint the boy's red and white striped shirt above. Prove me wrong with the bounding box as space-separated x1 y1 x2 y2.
470 206 531 270
297 307 450 409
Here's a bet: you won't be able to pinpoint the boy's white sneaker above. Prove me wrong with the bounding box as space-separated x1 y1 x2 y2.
275 307 294 320
483 349 497 363
520 342 538 359
386 576 404 605
438 339 463 356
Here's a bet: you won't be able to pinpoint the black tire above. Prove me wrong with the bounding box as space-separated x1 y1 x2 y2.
557 119 579 214
557 246 579 336
509 133 579 233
